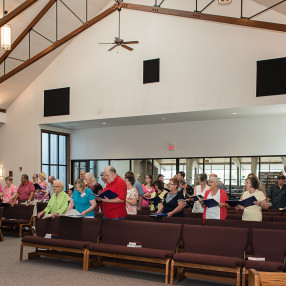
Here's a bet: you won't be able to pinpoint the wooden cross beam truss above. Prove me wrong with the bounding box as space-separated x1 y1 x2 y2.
0 0 286 84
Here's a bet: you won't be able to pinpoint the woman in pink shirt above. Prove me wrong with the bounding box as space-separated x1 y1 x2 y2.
0 176 18 204
142 174 155 208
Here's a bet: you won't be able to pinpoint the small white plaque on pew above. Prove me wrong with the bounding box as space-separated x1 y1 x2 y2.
248 257 265 261
127 242 142 248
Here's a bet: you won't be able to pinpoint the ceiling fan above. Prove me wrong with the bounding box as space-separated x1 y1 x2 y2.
99 6 139 52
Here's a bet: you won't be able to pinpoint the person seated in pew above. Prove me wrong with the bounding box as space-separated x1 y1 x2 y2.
0 176 18 204
124 173 138 215
236 176 269 221
149 180 167 212
200 176 229 220
37 180 69 219
157 177 185 217
65 179 96 217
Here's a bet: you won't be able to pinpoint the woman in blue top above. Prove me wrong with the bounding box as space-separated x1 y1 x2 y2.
65 179 96 217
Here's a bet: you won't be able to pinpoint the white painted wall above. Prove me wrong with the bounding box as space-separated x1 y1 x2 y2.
71 114 286 160
1 1 286 187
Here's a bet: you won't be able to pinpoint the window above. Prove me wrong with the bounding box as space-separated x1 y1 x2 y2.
41 130 70 190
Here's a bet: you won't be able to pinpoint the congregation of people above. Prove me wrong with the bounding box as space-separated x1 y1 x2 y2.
1 168 286 223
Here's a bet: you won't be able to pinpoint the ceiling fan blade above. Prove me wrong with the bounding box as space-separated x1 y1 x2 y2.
121 45 133 51
108 45 118 51
123 41 139 44
99 43 116 45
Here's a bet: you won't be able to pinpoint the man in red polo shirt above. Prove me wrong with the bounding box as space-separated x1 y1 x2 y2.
12 174 37 226
100 166 127 220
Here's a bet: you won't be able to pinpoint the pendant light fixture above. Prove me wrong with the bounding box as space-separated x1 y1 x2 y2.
218 0 232 5
1 0 11 51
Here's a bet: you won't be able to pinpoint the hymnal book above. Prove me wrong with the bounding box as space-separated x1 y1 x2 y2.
127 242 142 248
226 196 257 208
0 202 10 208
187 194 203 202
63 209 82 218
34 183 42 190
203 199 219 208
142 196 161 204
150 213 168 217
42 213 53 219
248 257 265 261
95 189 118 200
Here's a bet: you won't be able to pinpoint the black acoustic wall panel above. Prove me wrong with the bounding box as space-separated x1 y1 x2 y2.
257 57 286 97
143 58 160 84
44 87 70 117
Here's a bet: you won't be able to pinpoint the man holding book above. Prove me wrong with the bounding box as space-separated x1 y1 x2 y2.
99 166 127 220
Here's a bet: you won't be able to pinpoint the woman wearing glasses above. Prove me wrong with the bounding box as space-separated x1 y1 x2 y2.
37 180 69 219
200 176 229 220
157 177 185 217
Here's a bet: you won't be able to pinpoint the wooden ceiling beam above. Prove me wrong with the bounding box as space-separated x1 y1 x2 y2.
0 4 118 84
0 0 39 27
122 2 286 33
0 0 56 65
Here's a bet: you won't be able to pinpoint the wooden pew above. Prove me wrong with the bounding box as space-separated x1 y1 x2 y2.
248 269 286 286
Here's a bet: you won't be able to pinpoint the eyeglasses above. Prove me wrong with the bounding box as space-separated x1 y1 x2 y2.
168 183 174 186
53 186 61 188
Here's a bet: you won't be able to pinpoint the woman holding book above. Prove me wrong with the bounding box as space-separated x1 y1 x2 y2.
150 180 167 211
200 176 228 220
37 180 69 219
141 174 155 208
157 177 185 217
65 179 96 217
192 173 210 213
236 176 268 221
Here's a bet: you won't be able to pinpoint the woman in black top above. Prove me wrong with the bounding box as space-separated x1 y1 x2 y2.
157 177 185 217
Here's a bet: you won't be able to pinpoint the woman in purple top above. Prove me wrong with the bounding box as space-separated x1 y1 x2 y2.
36 172 49 202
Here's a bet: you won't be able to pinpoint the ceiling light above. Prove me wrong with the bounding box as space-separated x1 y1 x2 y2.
231 112 237 115
161 117 166 120
102 122 107 125
218 0 232 5
1 24 11 51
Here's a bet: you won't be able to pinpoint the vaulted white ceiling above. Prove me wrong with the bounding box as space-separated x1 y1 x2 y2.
0 0 286 110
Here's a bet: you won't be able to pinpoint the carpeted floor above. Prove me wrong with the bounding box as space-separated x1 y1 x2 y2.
0 235 235 286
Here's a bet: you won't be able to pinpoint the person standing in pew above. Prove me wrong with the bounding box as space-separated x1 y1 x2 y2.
150 180 167 212
12 174 37 227
200 176 229 220
65 179 96 217
157 177 185 217
1 176 18 204
124 173 138 215
179 179 194 208
192 173 210 213
267 175 286 209
37 180 69 219
236 176 269 221
125 171 144 211
99 166 127 220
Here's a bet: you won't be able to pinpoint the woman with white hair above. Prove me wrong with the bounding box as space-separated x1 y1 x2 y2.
85 172 103 212
200 176 229 220
37 180 69 219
